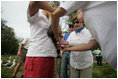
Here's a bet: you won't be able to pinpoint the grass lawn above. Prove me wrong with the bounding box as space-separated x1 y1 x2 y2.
1 55 117 78
92 63 117 78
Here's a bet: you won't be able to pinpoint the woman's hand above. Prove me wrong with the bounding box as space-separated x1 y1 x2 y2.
60 39 69 45
56 43 61 49
62 47 69 52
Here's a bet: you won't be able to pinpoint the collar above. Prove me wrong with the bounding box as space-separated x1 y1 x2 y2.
75 26 85 34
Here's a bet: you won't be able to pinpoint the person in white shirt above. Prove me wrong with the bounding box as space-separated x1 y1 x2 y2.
60 10 97 78
51 1 117 70
24 1 60 78
12 38 29 78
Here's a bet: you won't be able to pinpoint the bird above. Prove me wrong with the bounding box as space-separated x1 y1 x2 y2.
3 56 12 66
3 60 11 66
2 60 8 64
7 58 16 68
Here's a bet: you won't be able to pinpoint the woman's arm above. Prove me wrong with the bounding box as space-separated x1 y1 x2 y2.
62 39 98 52
51 8 67 41
29 1 55 17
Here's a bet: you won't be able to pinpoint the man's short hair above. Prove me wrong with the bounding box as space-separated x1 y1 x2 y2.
69 24 74 28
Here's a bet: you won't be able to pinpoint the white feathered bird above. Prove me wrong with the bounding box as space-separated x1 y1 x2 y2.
7 58 16 69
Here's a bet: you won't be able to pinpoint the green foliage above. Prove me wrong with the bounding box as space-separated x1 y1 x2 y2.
1 19 19 55
17 37 24 44
67 10 78 24
53 1 60 6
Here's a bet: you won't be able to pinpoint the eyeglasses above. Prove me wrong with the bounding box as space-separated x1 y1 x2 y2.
73 21 79 24
73 21 84 25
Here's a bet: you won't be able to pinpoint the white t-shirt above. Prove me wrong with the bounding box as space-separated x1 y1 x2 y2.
60 1 117 70
67 27 93 69
21 38 30 49
27 9 57 57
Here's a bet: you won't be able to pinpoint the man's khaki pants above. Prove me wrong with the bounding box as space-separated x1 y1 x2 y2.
71 65 93 78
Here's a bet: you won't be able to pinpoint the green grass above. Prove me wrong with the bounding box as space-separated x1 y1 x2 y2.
1 55 24 78
1 55 117 78
92 63 117 78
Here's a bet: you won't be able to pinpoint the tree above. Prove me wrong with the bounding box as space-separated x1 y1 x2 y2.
1 19 19 55
53 1 60 7
17 37 24 44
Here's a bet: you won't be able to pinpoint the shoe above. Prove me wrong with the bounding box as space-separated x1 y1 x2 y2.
21 75 24 78
12 76 16 78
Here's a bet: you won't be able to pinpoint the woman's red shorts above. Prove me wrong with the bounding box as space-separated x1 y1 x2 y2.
24 57 55 78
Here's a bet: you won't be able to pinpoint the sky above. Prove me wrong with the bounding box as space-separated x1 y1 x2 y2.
1 1 69 39
1 1 30 39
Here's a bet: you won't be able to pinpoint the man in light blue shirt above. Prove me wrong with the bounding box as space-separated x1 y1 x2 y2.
61 24 74 78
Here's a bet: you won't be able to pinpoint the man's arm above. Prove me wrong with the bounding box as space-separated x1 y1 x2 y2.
29 1 55 17
17 44 23 56
62 39 98 52
51 8 67 41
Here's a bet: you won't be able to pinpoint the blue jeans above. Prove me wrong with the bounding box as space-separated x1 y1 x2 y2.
61 51 71 78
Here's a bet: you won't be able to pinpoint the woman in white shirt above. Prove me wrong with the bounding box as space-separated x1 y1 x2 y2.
24 1 58 78
60 10 97 78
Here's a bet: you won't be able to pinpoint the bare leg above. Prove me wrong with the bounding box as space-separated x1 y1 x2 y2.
20 65 24 78
12 62 22 77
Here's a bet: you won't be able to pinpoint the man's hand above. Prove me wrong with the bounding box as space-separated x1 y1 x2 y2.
17 51 21 56
58 49 63 57
58 53 62 57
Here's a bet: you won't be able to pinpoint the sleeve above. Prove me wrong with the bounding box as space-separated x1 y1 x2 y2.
21 38 27 45
66 33 71 46
64 33 70 41
64 34 67 41
59 1 88 14
27 6 40 23
87 29 95 40
90 36 95 40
